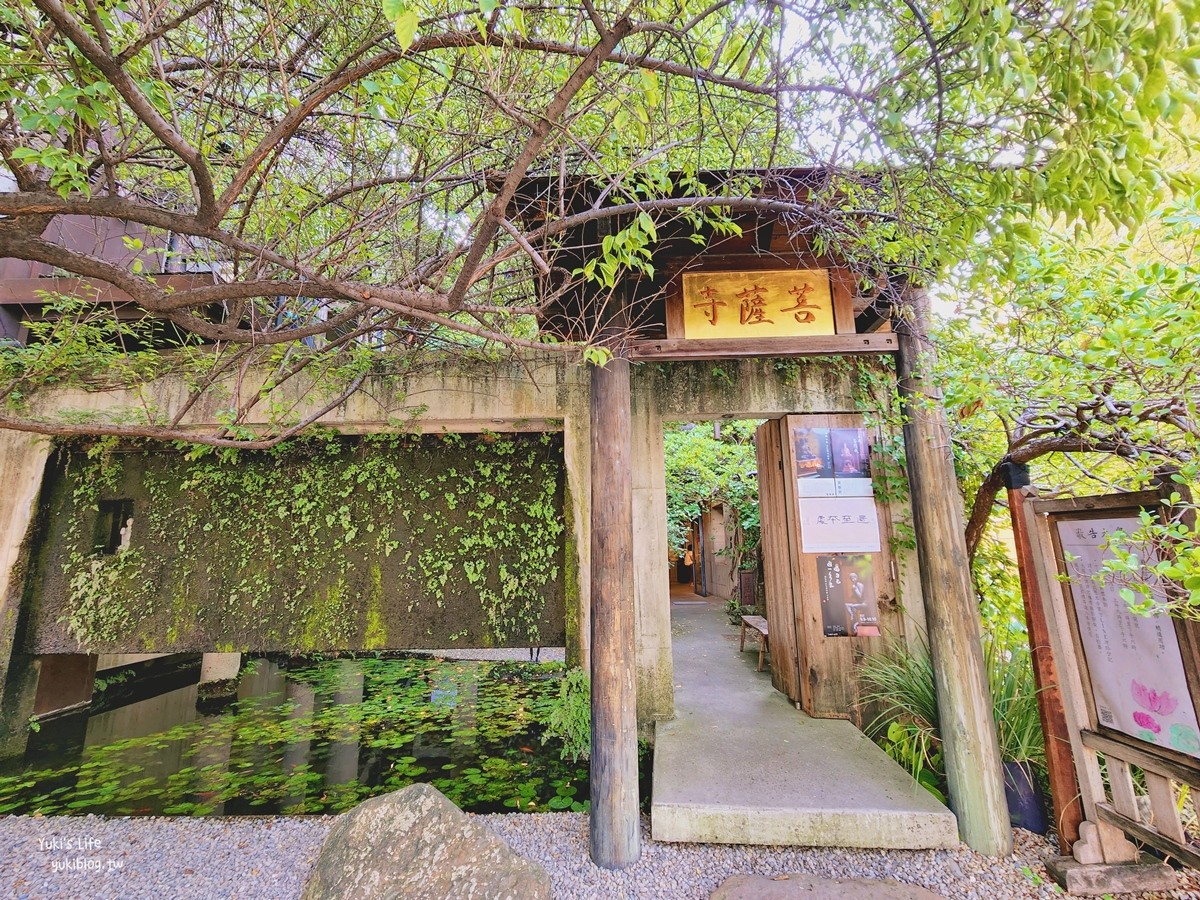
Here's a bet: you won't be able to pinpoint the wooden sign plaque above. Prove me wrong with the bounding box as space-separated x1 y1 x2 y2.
681 269 834 340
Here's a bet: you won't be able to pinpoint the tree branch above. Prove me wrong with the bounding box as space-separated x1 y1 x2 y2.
32 0 219 223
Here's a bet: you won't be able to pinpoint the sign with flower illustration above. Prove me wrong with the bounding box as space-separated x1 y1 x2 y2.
1056 516 1200 759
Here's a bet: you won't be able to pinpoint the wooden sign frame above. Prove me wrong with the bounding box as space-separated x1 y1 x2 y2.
1036 490 1200 778
1029 487 1200 872
630 254 898 360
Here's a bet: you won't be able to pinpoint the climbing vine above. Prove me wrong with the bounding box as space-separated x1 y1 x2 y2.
850 356 917 558
53 432 566 651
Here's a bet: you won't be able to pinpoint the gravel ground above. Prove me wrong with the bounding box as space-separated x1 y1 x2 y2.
0 815 331 900
2 812 1200 899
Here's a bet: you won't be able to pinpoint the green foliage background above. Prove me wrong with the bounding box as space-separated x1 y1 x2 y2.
36 433 567 653
664 420 761 573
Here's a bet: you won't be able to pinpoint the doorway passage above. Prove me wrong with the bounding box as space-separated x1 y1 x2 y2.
654 415 956 848
651 587 958 848
663 419 762 616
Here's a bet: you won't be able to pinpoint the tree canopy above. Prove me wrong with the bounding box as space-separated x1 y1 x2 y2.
2 0 1199 443
938 186 1200 612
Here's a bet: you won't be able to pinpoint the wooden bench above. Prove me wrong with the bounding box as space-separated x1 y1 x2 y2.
739 615 770 672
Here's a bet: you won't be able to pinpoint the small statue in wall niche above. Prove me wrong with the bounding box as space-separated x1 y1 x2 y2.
118 516 134 552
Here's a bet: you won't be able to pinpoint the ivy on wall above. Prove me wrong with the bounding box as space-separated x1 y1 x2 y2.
848 355 917 557
52 432 566 652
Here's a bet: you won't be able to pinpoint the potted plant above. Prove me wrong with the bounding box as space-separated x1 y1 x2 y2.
987 635 1048 834
860 633 1048 832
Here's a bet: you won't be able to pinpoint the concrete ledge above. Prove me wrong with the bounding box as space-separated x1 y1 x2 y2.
711 872 943 899
651 801 958 849
651 598 960 850
1045 853 1177 896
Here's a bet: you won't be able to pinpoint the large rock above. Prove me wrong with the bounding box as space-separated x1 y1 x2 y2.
302 784 551 900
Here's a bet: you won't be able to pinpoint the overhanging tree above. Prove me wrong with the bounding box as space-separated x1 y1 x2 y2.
937 189 1200 613
1 0 1199 445
944 218 1200 561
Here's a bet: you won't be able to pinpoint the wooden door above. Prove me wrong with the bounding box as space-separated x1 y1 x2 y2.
757 414 903 718
755 418 804 704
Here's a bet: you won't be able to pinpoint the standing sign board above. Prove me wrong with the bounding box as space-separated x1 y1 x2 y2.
1053 515 1200 758
1030 490 1200 874
1040 493 1200 763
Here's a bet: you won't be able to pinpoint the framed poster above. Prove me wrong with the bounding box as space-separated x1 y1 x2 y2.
1054 515 1200 757
791 425 881 553
1044 495 1200 763
794 427 835 497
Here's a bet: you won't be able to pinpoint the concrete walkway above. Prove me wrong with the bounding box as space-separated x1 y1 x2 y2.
651 593 959 849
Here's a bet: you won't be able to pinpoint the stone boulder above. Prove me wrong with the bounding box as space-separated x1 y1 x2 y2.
302 783 551 900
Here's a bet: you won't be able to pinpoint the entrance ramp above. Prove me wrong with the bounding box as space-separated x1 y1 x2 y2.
651 596 959 849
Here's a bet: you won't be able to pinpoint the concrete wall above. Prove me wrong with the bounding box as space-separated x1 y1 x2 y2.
0 431 52 749
0 352 922 735
97 654 166 671
24 435 568 654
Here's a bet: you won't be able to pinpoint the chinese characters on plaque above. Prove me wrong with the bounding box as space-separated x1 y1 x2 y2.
1056 517 1200 759
792 425 881 555
681 269 835 339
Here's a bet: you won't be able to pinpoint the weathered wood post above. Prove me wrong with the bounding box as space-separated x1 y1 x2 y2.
589 338 640 868
893 283 1012 856
1002 462 1083 848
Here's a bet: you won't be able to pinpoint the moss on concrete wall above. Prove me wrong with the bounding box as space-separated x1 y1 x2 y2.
24 433 567 654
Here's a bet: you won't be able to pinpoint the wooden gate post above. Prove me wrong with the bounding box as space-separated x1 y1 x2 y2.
893 284 1012 856
1001 463 1083 848
589 347 640 868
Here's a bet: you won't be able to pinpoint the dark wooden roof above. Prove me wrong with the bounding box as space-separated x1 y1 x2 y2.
505 168 889 342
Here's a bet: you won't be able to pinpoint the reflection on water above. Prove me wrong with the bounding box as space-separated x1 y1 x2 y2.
0 656 588 817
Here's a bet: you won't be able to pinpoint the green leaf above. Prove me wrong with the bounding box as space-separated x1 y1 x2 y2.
637 211 656 241
393 8 419 49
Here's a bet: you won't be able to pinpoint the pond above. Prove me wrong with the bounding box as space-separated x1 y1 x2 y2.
0 655 592 817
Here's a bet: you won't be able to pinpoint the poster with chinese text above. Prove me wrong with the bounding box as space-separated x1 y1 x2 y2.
1056 517 1200 759
794 428 835 497
791 423 882 553
799 497 881 554
817 554 881 637
830 428 873 496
